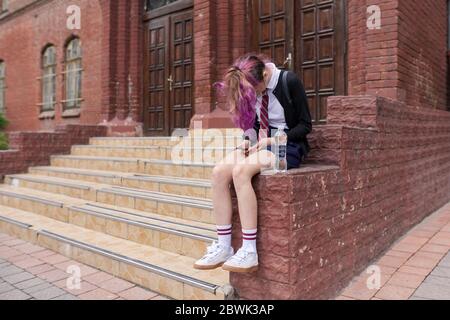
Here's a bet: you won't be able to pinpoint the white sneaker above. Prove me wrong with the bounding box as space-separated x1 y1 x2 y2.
222 247 259 273
194 241 234 270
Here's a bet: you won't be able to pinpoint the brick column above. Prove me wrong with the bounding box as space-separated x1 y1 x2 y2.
98 0 142 136
190 0 247 129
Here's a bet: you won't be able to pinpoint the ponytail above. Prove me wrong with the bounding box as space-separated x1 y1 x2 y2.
215 54 267 131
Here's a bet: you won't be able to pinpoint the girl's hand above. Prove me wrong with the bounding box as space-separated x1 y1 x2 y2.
248 138 275 154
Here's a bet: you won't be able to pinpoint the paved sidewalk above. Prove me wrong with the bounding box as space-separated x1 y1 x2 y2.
337 201 450 300
0 233 170 300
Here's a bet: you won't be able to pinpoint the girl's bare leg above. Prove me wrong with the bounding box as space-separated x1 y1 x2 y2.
211 149 246 226
232 150 276 229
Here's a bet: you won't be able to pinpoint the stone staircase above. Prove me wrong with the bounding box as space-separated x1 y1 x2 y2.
0 129 245 300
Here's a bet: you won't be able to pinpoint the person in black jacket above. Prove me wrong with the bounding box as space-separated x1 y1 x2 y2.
194 54 312 273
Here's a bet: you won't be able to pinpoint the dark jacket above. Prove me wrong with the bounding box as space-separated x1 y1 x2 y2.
253 70 313 156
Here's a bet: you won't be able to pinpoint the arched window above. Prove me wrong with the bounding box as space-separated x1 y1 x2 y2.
64 37 82 110
41 46 56 112
0 61 5 114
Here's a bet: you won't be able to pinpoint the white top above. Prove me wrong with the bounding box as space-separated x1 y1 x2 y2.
255 63 288 130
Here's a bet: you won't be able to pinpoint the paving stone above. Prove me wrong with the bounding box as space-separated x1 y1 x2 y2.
438 254 450 268
82 271 114 285
423 275 450 288
14 257 45 269
30 286 67 300
27 263 55 275
14 277 47 290
13 243 45 255
40 254 70 265
2 239 27 247
430 266 450 278
0 289 31 300
414 282 450 300
23 282 53 295
0 265 24 277
54 279 98 295
51 294 79 300
78 288 118 300
118 286 159 300
3 271 35 285
0 282 15 294
98 278 134 294
38 269 69 282
375 285 415 300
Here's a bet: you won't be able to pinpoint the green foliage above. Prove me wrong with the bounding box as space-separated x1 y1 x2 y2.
0 112 8 130
0 112 9 150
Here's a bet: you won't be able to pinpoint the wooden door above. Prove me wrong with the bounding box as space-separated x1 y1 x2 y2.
143 9 193 136
249 0 347 124
249 0 294 69
169 11 193 131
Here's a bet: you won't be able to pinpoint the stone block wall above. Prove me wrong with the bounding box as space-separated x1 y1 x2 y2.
230 96 450 299
0 124 107 180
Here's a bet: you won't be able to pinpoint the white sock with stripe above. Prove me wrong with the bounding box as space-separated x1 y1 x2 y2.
216 225 232 248
242 228 258 253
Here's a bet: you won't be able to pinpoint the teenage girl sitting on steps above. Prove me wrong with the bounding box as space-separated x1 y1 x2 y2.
194 54 312 273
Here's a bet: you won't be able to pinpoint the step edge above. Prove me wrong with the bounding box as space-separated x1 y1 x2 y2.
29 167 212 188
7 175 92 191
0 189 64 208
70 205 216 242
37 229 220 294
99 187 213 209
82 203 216 233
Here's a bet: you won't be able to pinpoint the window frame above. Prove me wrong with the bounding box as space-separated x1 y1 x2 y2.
1 0 8 13
0 61 5 114
39 45 57 113
63 37 83 112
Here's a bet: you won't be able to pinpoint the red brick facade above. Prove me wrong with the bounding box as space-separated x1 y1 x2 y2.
0 0 448 131
0 0 449 300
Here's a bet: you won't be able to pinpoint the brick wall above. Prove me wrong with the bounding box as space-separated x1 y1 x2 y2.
230 96 450 299
0 124 107 179
0 0 105 132
397 0 448 110
347 0 448 109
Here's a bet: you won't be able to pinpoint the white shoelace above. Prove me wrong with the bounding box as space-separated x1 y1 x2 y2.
204 241 222 259
232 249 250 262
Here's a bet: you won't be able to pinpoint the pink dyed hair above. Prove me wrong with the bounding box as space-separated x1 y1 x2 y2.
215 54 270 130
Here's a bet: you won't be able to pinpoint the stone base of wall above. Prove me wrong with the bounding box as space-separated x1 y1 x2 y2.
230 95 450 300
0 124 108 180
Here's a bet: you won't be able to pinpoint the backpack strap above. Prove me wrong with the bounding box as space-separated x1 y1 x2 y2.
282 70 292 106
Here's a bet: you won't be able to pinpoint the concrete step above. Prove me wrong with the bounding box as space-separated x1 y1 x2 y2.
50 155 215 180
28 166 212 199
71 145 235 163
0 206 230 300
89 136 243 148
4 175 214 224
0 183 216 258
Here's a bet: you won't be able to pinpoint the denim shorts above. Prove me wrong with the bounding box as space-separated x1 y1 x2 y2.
267 141 304 170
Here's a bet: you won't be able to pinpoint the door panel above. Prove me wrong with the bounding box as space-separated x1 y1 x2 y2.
297 0 346 124
144 17 170 136
143 9 193 136
250 0 347 124
250 0 294 69
170 11 193 131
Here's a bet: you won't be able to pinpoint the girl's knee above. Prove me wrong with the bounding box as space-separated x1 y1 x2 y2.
232 165 251 186
212 164 232 186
